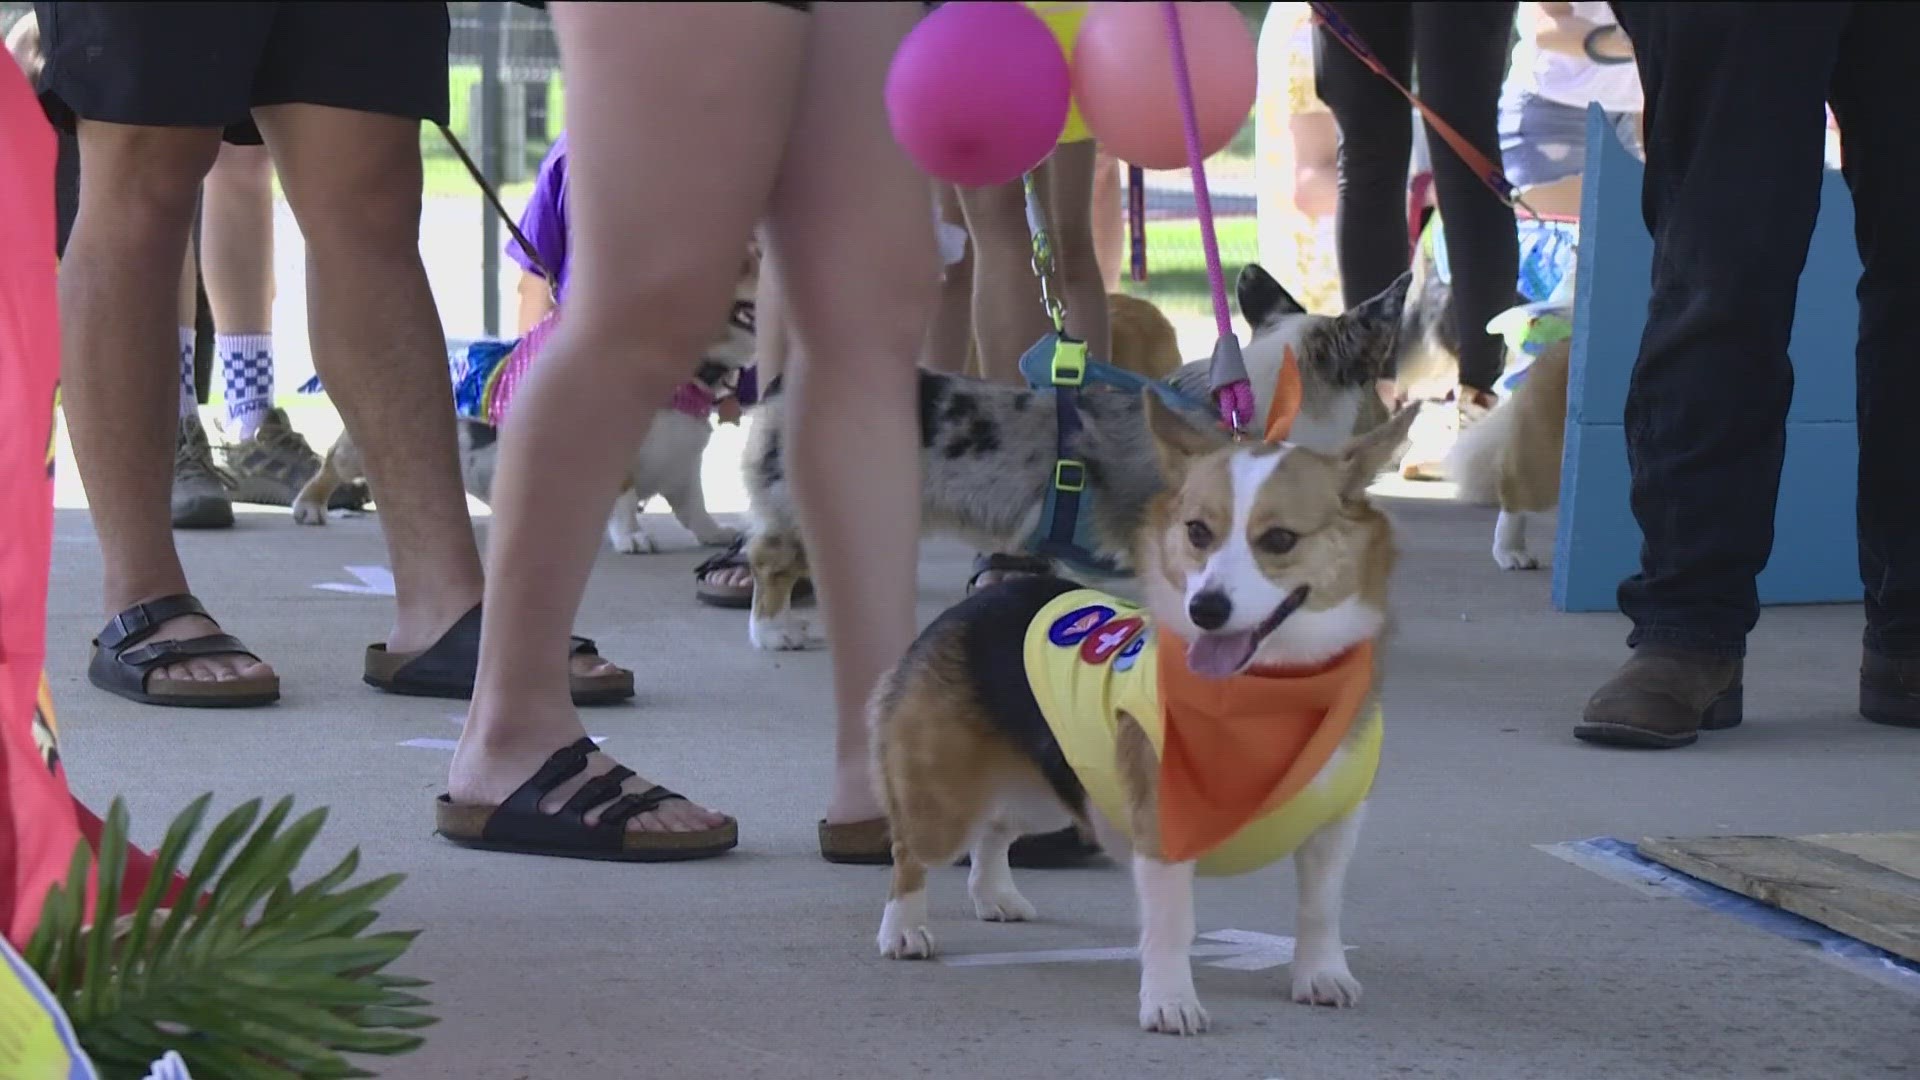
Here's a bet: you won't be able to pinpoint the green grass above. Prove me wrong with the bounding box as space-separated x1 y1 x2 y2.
1120 216 1262 316
422 64 566 198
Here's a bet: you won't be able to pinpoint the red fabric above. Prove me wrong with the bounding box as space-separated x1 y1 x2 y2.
0 57 171 949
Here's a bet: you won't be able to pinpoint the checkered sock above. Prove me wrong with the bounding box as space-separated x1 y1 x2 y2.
178 327 199 420
218 334 275 440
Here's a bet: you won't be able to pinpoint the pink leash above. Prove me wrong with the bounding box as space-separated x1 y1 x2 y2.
1162 2 1254 433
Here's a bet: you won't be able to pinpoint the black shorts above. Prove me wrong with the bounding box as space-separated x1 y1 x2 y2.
32 2 450 146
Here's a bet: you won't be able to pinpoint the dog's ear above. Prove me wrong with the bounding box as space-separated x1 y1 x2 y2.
1337 403 1421 500
1236 263 1305 329
1344 270 1413 330
1145 388 1230 477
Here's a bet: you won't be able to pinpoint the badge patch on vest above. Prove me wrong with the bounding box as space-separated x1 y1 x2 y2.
1112 632 1149 673
1047 604 1116 648
1079 616 1144 664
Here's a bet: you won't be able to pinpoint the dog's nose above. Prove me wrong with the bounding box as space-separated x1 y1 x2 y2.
1188 590 1232 631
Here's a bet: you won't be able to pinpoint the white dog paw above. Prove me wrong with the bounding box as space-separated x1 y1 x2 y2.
611 530 658 555
878 899 935 959
290 500 328 526
693 525 741 548
1290 961 1362 1008
970 888 1037 923
1492 546 1539 571
1139 994 1210 1036
750 613 824 651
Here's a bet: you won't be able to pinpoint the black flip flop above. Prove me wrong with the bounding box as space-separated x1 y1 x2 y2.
88 594 280 708
436 737 737 862
364 604 634 706
693 534 813 609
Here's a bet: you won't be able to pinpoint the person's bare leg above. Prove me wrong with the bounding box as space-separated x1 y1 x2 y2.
1091 146 1125 294
449 1 806 832
176 240 200 415
766 0 935 826
1044 140 1110 364
920 183 975 374
65 121 271 685
177 243 199 333
200 142 273 334
956 175 1051 384
250 105 502 663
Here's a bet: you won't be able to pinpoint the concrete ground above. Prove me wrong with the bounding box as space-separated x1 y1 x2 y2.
44 404 1920 1080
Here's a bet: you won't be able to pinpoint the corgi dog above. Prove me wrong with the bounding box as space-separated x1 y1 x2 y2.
1447 333 1572 570
869 393 1417 1035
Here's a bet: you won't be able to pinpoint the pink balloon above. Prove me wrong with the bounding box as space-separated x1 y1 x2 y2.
886 2 1071 188
1073 1 1258 171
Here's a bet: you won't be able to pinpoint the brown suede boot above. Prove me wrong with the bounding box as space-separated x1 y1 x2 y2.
1860 651 1920 729
1575 650 1744 749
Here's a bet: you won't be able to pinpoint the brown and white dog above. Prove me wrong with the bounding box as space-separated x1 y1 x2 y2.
869 394 1416 1035
292 248 761 546
1446 336 1570 570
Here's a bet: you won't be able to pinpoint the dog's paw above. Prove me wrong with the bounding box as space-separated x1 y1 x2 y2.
970 887 1037 923
1139 994 1210 1036
1290 960 1362 1008
878 899 936 960
1491 546 1539 571
750 612 824 651
693 524 741 548
291 498 329 526
610 530 659 555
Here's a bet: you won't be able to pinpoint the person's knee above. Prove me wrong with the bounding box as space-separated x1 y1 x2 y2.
267 125 423 260
203 143 275 202
567 257 756 378
73 124 218 239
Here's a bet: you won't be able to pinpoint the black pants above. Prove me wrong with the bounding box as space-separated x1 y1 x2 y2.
1312 2 1518 393
1611 3 1920 659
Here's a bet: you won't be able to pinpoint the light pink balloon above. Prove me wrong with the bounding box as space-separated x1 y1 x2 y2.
1074 1 1258 171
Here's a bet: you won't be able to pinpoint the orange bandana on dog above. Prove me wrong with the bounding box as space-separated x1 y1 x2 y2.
1154 634 1374 864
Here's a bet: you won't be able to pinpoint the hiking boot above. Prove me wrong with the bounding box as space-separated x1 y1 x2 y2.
220 407 364 510
1574 649 1744 749
1859 651 1920 728
172 412 235 530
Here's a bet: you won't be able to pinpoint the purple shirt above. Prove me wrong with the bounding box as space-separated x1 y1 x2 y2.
506 132 569 300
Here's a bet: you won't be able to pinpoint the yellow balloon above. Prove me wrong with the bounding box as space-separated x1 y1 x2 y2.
1026 1 1092 144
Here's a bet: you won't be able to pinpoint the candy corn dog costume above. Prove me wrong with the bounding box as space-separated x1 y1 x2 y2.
1022 590 1380 876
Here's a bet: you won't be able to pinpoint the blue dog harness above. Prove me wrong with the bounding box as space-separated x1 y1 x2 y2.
1016 332 1209 579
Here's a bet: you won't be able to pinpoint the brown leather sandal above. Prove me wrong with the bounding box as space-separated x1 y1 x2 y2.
819 817 1105 869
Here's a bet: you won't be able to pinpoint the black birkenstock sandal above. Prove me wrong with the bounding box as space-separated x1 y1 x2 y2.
363 604 634 706
87 594 280 708
435 737 737 862
966 553 1057 594
693 535 813 609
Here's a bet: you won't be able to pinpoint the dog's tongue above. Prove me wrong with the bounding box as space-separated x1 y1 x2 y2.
1187 630 1258 678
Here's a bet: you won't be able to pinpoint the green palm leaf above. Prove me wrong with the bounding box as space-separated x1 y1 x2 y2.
25 795 437 1079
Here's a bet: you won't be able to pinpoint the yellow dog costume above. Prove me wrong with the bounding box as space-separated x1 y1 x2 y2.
1028 1 1094 145
1023 589 1380 876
